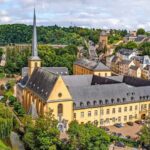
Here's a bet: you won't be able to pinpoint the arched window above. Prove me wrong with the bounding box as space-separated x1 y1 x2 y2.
58 104 63 116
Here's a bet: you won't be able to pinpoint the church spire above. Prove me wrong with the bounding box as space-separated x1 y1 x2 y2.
31 8 40 59
28 8 41 76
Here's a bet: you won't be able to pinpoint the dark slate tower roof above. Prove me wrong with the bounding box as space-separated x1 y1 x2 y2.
29 8 41 60
26 68 58 101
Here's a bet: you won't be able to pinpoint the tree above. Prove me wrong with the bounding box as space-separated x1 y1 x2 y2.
23 109 61 150
0 103 13 139
125 41 137 49
66 121 110 150
140 117 150 148
0 48 3 60
139 42 150 56
137 28 145 35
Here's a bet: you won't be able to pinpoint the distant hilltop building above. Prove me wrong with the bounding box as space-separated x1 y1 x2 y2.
17 10 150 130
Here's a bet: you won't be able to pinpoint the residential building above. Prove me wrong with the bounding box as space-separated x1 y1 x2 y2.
73 58 112 77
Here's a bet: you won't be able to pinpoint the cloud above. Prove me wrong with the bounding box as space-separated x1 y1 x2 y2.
0 0 150 30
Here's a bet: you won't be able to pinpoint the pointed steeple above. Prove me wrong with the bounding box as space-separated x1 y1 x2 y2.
28 8 41 76
31 8 40 60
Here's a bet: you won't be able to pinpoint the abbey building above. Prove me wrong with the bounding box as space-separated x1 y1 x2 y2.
17 10 150 130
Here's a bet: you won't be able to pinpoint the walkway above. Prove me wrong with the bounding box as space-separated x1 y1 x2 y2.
10 132 25 150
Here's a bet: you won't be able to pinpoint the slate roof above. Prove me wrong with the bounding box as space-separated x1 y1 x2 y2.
74 59 111 71
26 68 58 101
22 67 69 77
62 75 150 109
118 48 134 56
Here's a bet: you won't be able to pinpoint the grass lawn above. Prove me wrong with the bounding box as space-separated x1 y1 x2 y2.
0 73 5 79
0 140 11 150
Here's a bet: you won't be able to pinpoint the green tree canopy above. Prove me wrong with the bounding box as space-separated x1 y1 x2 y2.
137 28 145 35
66 121 110 150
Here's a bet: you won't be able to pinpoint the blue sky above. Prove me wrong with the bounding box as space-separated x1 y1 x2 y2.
0 0 150 30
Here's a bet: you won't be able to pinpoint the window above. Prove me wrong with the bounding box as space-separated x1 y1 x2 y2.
58 104 63 116
93 101 97 106
106 109 110 114
73 103 76 109
100 109 104 115
105 73 107 77
99 100 103 105
80 102 84 107
144 104 147 109
94 110 98 116
58 93 62 97
35 62 38 67
99 73 101 76
117 98 120 103
129 115 132 120
118 107 121 113
124 107 127 112
112 108 115 113
100 119 104 125
135 114 137 119
105 99 108 104
118 117 121 122
135 105 138 110
130 106 132 111
74 113 76 119
111 99 114 104
81 112 84 118
123 98 126 102
149 104 150 109
87 101 91 106
105 118 109 123
112 117 115 122
88 111 91 117
94 120 98 126
124 116 127 121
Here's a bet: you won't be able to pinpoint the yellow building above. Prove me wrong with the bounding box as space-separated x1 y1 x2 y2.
73 58 112 77
17 10 150 131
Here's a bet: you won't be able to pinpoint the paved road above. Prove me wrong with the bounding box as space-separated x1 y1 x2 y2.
10 132 25 150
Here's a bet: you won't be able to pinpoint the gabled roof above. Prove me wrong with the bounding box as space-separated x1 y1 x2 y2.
22 67 69 77
118 48 134 56
26 68 58 101
74 59 111 71
129 65 139 71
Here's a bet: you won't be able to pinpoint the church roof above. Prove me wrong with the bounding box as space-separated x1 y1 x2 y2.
22 67 69 77
26 68 58 101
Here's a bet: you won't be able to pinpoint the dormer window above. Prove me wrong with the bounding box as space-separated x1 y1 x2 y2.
93 101 97 106
111 99 114 103
105 99 108 104
123 98 126 102
131 97 134 100
87 101 91 106
80 102 84 107
99 100 103 105
117 98 120 103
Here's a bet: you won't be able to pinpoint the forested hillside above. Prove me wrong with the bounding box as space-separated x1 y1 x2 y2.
0 24 101 45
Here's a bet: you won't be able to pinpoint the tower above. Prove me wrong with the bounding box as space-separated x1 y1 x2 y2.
28 8 41 76
99 31 108 49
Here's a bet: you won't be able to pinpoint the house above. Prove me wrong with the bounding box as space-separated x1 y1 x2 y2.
116 48 137 61
128 66 141 78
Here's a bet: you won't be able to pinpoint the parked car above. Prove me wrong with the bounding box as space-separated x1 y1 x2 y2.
135 120 142 125
115 141 125 147
114 123 124 128
127 122 134 126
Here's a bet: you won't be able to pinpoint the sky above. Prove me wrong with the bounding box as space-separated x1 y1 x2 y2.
0 0 150 30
